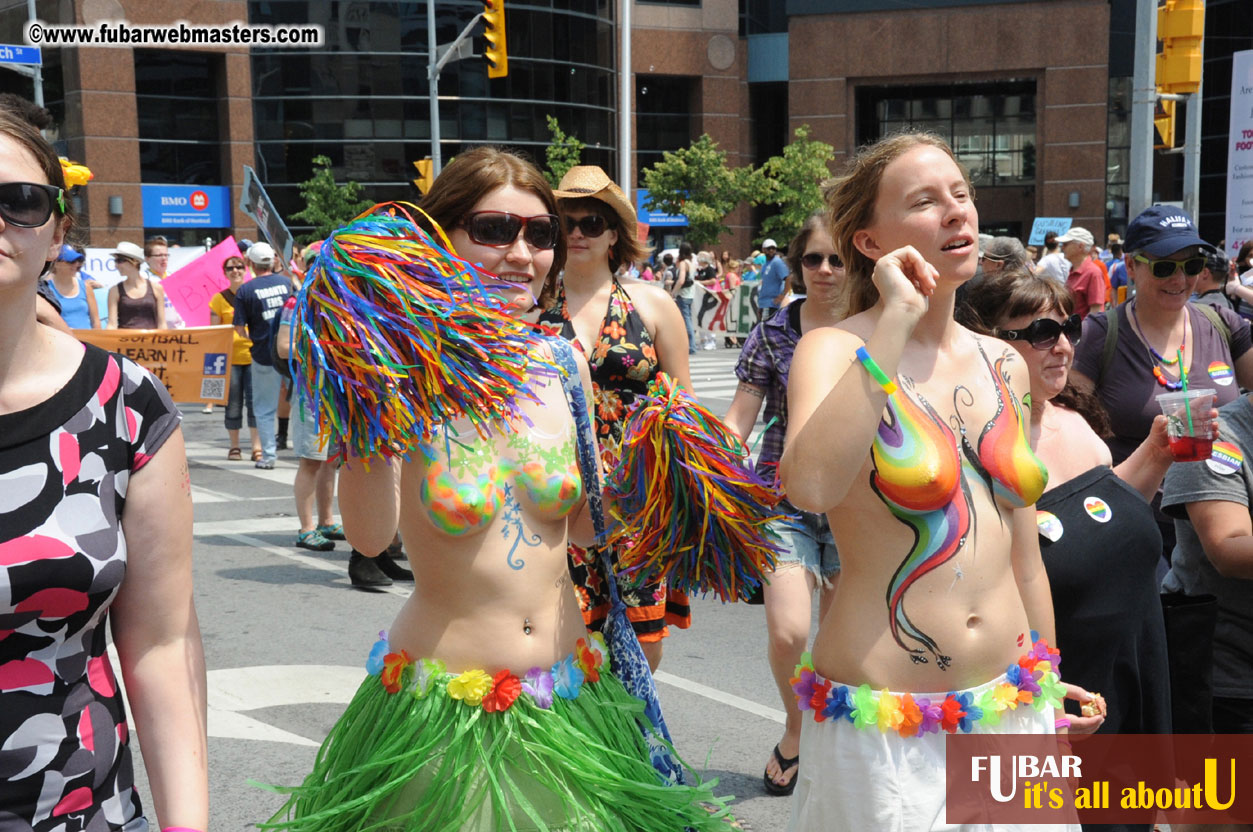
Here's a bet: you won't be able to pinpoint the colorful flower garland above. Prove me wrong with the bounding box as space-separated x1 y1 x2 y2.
791 635 1063 737
365 631 608 713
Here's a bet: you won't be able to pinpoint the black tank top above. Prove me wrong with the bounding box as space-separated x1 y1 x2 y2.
116 280 159 329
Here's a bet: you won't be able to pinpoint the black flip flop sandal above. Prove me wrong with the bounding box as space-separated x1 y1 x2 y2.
762 743 800 796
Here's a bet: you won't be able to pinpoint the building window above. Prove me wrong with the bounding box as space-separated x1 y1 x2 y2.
640 0 701 5
856 80 1037 188
134 50 223 184
636 75 696 181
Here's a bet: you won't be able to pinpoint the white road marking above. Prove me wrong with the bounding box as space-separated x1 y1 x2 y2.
654 670 786 725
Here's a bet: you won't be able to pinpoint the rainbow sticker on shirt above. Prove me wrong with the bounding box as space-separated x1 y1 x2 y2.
1208 361 1234 387
1206 441 1243 476
1082 496 1112 523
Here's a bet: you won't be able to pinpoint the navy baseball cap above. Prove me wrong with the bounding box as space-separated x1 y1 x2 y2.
56 244 83 262
1124 205 1216 257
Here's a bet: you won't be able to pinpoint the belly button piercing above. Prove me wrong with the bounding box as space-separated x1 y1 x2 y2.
523 617 532 635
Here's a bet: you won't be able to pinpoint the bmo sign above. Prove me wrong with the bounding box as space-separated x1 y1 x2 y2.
141 184 231 228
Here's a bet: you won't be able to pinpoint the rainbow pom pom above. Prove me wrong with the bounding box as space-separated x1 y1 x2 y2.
606 373 787 602
289 202 552 460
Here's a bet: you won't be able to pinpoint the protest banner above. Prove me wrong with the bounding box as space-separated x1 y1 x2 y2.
692 279 759 348
82 245 206 289
161 238 245 326
1226 49 1253 261
1028 217 1074 246
73 326 235 404
239 165 295 270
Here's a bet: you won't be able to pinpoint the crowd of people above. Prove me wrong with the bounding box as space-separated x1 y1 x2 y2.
6 79 1253 832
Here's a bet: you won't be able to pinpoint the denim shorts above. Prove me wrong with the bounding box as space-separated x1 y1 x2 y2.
772 508 839 582
291 398 328 461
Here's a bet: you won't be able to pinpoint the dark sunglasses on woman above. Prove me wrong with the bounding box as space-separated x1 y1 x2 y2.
563 214 609 238
461 211 560 250
0 181 65 228
996 314 1083 350
1133 254 1207 279
801 252 842 270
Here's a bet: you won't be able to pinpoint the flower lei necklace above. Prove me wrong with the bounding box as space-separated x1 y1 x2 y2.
1129 301 1189 390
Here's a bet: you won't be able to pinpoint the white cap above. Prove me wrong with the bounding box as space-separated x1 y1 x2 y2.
1056 227 1095 247
109 241 145 263
762 238 778 249
247 241 276 265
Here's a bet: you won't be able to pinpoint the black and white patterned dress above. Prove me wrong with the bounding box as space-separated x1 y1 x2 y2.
0 343 180 831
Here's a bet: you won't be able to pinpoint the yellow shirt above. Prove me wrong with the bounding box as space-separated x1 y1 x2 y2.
209 290 253 366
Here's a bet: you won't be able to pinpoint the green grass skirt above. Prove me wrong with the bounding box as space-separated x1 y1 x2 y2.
257 667 734 831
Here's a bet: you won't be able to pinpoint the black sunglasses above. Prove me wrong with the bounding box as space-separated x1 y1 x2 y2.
0 181 65 228
224 264 246 272
461 211 559 250
563 214 610 238
801 252 843 270
997 314 1082 350
1134 254 1207 279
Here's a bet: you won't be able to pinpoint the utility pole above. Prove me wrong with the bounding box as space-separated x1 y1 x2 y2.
427 0 441 175
1129 0 1158 218
618 0 632 197
1181 42 1203 220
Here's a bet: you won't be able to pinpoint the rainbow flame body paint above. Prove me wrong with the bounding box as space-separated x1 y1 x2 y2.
870 386 970 668
959 354 1049 509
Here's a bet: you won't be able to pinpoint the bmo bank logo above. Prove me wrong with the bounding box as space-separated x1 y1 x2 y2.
162 190 210 211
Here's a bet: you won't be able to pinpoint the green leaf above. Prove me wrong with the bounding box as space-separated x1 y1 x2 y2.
750 124 836 248
544 115 585 189
289 155 375 245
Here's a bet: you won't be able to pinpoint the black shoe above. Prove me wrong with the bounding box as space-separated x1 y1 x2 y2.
349 551 393 590
375 551 414 581
275 435 288 451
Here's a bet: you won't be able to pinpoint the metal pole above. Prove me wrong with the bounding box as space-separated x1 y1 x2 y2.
1182 39 1204 222
1130 0 1157 218
26 0 42 107
427 0 441 175
618 0 632 195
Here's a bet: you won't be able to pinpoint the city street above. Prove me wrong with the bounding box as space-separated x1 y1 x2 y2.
137 346 802 831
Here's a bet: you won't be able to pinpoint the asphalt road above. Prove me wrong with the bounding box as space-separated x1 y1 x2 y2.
126 346 807 831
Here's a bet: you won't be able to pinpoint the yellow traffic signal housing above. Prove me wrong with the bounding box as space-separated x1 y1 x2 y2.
413 158 434 194
1156 0 1204 95
483 0 507 79
1155 98 1176 149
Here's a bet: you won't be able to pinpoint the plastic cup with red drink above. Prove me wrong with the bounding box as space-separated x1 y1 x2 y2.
1157 388 1217 462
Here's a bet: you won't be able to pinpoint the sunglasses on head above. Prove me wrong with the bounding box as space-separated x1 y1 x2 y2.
801 252 843 270
996 314 1082 350
1134 254 1207 279
563 214 610 238
461 211 560 250
0 181 65 228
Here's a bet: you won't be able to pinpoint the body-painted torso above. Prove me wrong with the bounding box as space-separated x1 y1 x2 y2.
869 341 1048 668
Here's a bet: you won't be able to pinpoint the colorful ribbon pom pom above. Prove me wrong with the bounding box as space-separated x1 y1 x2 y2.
288 202 552 460
605 373 786 602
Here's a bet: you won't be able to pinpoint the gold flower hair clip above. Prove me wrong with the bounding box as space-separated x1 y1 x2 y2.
59 157 93 189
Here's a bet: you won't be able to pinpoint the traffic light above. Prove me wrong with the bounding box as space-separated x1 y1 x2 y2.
483 0 507 79
1156 0 1204 95
413 158 434 194
1155 98 1176 149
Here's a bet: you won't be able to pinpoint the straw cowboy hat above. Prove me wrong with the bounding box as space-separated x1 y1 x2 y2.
553 166 637 235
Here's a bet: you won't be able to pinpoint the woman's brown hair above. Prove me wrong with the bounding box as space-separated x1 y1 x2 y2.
418 146 567 309
825 131 971 318
958 267 1113 438
558 195 649 274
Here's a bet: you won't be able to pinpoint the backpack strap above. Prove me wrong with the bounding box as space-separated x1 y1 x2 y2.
1192 302 1232 348
1099 304 1120 387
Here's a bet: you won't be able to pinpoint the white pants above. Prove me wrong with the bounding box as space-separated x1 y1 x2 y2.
787 673 1080 832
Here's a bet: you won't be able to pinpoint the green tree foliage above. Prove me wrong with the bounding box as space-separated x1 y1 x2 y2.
753 125 836 248
290 155 374 243
544 115 585 189
641 134 755 248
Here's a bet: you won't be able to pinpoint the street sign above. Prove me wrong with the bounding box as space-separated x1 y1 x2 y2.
636 188 687 227
0 44 41 65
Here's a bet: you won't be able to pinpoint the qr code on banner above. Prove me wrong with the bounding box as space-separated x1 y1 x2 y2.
200 378 226 401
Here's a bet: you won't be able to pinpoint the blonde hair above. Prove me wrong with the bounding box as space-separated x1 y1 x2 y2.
825 131 972 317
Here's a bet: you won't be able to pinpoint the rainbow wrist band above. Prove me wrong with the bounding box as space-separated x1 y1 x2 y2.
855 346 898 396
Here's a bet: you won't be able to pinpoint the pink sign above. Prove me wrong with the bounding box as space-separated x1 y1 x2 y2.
162 238 245 327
